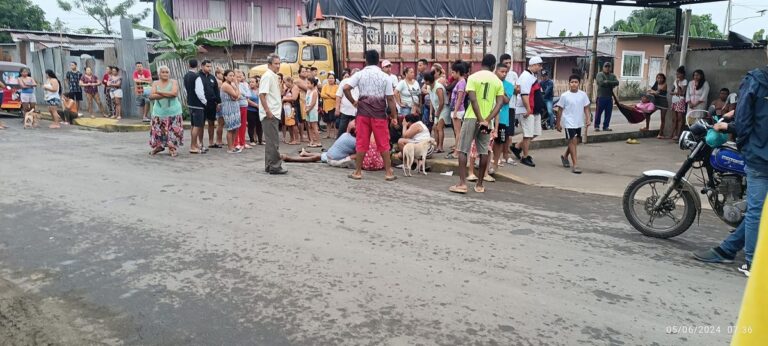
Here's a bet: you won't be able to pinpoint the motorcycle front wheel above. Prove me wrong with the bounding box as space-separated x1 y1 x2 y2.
622 175 698 239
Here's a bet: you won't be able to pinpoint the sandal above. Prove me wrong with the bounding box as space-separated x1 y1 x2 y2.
348 173 362 180
189 149 202 154
449 185 468 194
483 175 495 182
445 153 457 159
384 175 398 181
209 144 222 148
474 184 486 193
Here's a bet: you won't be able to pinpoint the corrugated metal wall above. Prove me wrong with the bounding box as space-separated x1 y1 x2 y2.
172 0 300 45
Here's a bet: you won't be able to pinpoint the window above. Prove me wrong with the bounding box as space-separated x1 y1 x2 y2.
621 51 644 79
208 0 226 21
251 5 263 42
301 45 329 62
312 45 328 61
277 41 299 63
277 7 291 27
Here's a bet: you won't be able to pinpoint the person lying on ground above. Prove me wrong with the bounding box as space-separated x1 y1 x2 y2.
280 121 357 168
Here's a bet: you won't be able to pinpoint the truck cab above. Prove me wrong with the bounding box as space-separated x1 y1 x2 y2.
249 37 334 82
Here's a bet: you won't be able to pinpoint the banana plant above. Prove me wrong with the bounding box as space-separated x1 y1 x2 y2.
133 0 232 61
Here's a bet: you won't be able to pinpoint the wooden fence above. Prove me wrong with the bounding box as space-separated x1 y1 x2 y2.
158 59 234 107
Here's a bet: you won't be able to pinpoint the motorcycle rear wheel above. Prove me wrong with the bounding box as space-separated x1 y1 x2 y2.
622 175 698 239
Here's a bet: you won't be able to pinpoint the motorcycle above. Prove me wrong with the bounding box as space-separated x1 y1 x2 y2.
622 113 747 238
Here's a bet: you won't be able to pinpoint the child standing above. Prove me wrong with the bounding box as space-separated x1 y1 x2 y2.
555 74 591 174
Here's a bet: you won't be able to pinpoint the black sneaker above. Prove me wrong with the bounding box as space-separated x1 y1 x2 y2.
737 263 751 277
521 156 536 167
510 146 522 160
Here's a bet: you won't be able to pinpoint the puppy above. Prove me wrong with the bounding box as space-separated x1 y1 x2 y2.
402 138 436 177
23 110 38 129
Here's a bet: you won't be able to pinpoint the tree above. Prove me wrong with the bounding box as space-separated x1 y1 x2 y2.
559 29 567 37
53 18 70 33
133 0 231 61
754 29 766 41
609 8 724 39
75 27 103 35
56 0 150 35
609 8 675 34
0 0 51 42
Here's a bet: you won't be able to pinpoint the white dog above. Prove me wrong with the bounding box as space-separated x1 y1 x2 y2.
402 138 436 177
23 110 39 129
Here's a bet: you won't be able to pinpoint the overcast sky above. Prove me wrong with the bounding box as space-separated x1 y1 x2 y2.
32 0 766 39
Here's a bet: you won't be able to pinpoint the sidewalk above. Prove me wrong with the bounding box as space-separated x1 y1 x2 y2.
36 112 189 132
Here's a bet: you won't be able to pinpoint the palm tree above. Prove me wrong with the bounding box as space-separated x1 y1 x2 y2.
133 0 232 61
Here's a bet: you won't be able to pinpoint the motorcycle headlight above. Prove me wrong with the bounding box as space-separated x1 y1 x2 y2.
679 131 697 150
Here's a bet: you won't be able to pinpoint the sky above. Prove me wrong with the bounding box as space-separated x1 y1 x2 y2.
527 0 765 38
31 0 766 39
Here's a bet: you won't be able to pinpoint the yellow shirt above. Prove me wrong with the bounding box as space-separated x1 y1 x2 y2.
321 84 339 112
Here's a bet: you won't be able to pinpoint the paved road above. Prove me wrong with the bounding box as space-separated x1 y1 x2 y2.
0 119 747 345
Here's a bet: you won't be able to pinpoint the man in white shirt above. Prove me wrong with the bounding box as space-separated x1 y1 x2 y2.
343 50 399 181
259 53 286 175
335 68 359 139
381 60 399 92
512 56 544 167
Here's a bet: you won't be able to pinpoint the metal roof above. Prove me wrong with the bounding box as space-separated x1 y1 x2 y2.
545 0 726 8
527 40 612 58
2 29 162 53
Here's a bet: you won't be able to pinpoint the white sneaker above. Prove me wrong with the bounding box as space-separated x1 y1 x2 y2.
738 263 751 277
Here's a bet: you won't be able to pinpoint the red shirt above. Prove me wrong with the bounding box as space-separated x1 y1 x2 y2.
133 69 151 94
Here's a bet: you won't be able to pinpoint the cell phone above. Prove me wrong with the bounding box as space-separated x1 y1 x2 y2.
478 124 490 134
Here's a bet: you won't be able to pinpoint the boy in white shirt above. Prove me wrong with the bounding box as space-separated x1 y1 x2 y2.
555 74 591 174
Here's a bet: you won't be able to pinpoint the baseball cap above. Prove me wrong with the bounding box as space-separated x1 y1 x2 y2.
529 56 543 65
381 60 392 67
541 70 549 76
603 62 612 67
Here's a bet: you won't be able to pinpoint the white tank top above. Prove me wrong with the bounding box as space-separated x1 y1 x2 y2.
412 121 431 142
44 80 59 100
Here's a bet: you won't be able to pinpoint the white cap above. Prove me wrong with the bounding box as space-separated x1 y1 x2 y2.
529 56 543 65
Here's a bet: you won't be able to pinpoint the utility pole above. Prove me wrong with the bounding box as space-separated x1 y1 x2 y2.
586 4 602 100
724 0 732 35
490 0 507 60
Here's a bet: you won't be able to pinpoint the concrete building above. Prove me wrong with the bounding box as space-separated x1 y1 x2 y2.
539 33 727 87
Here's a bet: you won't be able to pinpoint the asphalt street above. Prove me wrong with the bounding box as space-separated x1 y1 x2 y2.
0 118 748 345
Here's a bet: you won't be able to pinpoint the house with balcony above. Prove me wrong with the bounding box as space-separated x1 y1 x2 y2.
143 0 303 62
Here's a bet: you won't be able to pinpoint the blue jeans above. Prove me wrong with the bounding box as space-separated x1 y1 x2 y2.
719 166 768 264
594 96 613 130
545 99 554 128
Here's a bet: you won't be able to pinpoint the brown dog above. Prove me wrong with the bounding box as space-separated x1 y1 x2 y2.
402 138 436 177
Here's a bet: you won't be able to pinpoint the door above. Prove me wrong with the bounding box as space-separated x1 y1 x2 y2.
648 57 663 87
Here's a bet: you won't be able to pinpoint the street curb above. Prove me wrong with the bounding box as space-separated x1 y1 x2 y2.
428 159 533 185
36 112 191 132
522 129 660 150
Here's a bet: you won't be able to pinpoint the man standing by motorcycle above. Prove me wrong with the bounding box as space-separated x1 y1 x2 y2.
693 64 768 277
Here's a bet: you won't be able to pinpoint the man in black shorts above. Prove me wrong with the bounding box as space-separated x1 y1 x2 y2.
194 60 221 148
65 62 83 109
184 59 207 153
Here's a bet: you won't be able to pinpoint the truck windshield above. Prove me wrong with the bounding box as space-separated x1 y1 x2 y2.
276 41 299 63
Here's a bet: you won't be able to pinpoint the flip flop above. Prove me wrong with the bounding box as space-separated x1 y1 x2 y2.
449 185 468 194
560 155 571 168
384 175 398 181
209 144 222 148
445 153 457 159
189 150 202 154
348 174 362 180
474 185 486 193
